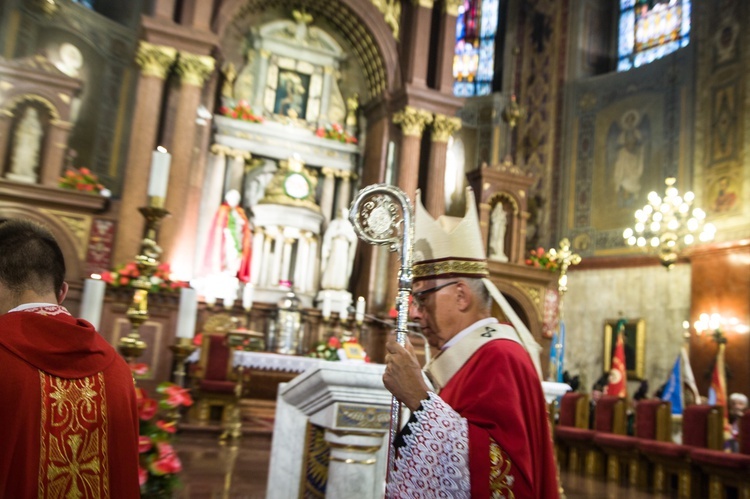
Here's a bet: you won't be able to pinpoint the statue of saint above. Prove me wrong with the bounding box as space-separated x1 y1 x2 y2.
201 189 253 283
233 50 256 104
8 107 43 183
489 204 509 262
221 62 237 99
320 209 358 291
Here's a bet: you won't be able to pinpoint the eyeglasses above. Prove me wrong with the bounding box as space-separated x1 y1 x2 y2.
411 281 459 310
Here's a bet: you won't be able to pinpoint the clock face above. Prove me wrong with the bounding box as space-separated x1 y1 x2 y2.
284 172 310 200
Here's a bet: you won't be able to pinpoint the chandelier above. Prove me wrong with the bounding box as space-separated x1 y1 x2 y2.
622 177 716 269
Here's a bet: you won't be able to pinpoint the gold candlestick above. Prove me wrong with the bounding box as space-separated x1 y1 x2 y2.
169 337 197 388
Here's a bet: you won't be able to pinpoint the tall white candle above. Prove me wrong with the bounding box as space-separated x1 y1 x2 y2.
355 296 366 323
79 277 106 330
147 146 172 198
242 284 254 311
176 287 198 339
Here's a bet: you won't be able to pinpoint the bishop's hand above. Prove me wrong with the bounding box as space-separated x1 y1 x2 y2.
383 337 430 412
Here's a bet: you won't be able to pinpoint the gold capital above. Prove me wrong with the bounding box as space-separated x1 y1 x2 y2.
175 52 215 87
443 0 463 16
393 106 433 138
414 0 434 9
431 114 462 142
321 167 336 178
135 41 177 79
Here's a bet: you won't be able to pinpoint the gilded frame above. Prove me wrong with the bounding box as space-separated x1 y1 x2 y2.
603 318 645 380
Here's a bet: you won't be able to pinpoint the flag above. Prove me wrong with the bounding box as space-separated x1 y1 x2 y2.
547 321 566 383
605 330 628 397
661 353 683 415
710 343 731 433
681 347 700 403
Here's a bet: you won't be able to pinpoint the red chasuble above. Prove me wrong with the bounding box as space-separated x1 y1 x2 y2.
439 339 559 498
0 306 140 498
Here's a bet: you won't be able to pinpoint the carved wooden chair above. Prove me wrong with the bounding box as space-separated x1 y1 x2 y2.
190 314 240 426
593 399 671 487
554 392 592 473
690 409 750 498
637 404 724 497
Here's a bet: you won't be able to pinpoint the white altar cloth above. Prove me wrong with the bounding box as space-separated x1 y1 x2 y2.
185 349 321 373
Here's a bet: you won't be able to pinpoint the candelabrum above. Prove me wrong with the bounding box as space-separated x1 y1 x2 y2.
117 201 170 365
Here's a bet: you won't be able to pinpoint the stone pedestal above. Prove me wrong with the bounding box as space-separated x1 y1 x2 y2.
266 362 390 499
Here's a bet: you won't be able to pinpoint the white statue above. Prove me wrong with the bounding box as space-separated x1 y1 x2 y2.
612 109 645 206
320 209 357 290
8 107 43 183
489 204 509 262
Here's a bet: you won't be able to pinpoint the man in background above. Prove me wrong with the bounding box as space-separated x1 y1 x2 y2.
382 188 558 498
0 219 140 496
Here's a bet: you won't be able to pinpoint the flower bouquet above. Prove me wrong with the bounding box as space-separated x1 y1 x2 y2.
314 123 358 144
101 262 189 294
58 167 111 196
219 100 264 123
137 381 193 496
525 247 559 272
309 336 370 362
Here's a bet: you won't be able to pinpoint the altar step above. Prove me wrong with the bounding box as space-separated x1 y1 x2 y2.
180 398 276 436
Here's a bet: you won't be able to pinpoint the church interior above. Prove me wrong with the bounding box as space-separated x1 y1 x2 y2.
1 0 749 496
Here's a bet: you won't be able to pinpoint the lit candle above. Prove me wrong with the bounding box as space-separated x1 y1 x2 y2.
322 293 331 320
355 296 366 324
147 146 171 200
339 301 349 319
176 287 198 339
242 284 254 311
79 277 106 330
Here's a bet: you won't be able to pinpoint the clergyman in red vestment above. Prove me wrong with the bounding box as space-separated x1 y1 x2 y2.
383 188 559 498
0 219 140 497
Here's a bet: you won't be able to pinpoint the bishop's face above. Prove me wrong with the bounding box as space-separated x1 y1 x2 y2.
409 279 461 350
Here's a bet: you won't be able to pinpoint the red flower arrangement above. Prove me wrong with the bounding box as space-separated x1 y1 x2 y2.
219 100 264 123
58 167 111 196
100 262 189 294
314 123 358 144
308 335 370 362
136 379 193 496
525 247 560 272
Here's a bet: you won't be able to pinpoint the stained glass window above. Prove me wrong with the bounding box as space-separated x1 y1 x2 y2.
72 0 95 8
453 0 499 97
618 0 691 71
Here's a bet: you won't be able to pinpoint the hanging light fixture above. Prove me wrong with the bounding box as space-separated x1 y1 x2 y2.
622 177 716 269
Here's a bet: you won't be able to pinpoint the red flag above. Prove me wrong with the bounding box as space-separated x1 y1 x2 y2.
711 343 731 433
605 332 628 397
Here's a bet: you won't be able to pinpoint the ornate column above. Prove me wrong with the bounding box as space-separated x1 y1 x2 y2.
225 151 248 193
269 231 285 287
308 235 319 292
402 0 434 87
260 230 274 286
336 170 354 214
114 41 177 265
294 233 310 292
435 0 462 93
319 66 334 122
392 106 432 200
250 227 265 286
320 167 336 224
161 51 215 274
425 114 462 216
253 49 270 113
40 120 73 187
324 430 385 498
280 236 295 284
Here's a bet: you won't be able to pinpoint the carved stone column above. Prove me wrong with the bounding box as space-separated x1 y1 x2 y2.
320 66 334 121
114 41 177 265
320 167 336 224
435 0 462 93
161 51 215 274
402 0 434 87
294 233 310 292
40 120 73 187
392 106 432 200
253 50 271 113
308 235 319 291
260 229 274 286
280 236 295 284
336 170 353 214
324 430 385 498
270 231 285 287
425 114 462 216
250 227 265 286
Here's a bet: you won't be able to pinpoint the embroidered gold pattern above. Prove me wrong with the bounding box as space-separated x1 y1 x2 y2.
413 259 489 279
489 438 514 498
38 371 108 498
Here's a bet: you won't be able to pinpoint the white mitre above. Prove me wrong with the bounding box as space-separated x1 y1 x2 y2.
412 187 543 379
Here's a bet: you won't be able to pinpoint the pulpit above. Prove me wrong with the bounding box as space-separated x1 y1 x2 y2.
266 362 390 499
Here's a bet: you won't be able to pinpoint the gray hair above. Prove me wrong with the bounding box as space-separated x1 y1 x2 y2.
460 278 492 312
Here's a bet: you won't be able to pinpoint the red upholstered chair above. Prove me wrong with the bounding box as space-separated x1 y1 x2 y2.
594 399 671 486
638 404 724 497
191 314 240 426
690 409 750 498
554 392 591 473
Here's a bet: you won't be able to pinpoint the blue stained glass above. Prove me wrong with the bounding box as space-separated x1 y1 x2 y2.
477 40 495 80
454 82 475 97
480 0 499 38
453 0 498 96
476 83 492 96
619 0 691 71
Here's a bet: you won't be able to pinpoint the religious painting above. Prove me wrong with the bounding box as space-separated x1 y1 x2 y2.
603 318 645 380
710 83 738 164
274 69 310 119
591 96 664 231
708 174 739 214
